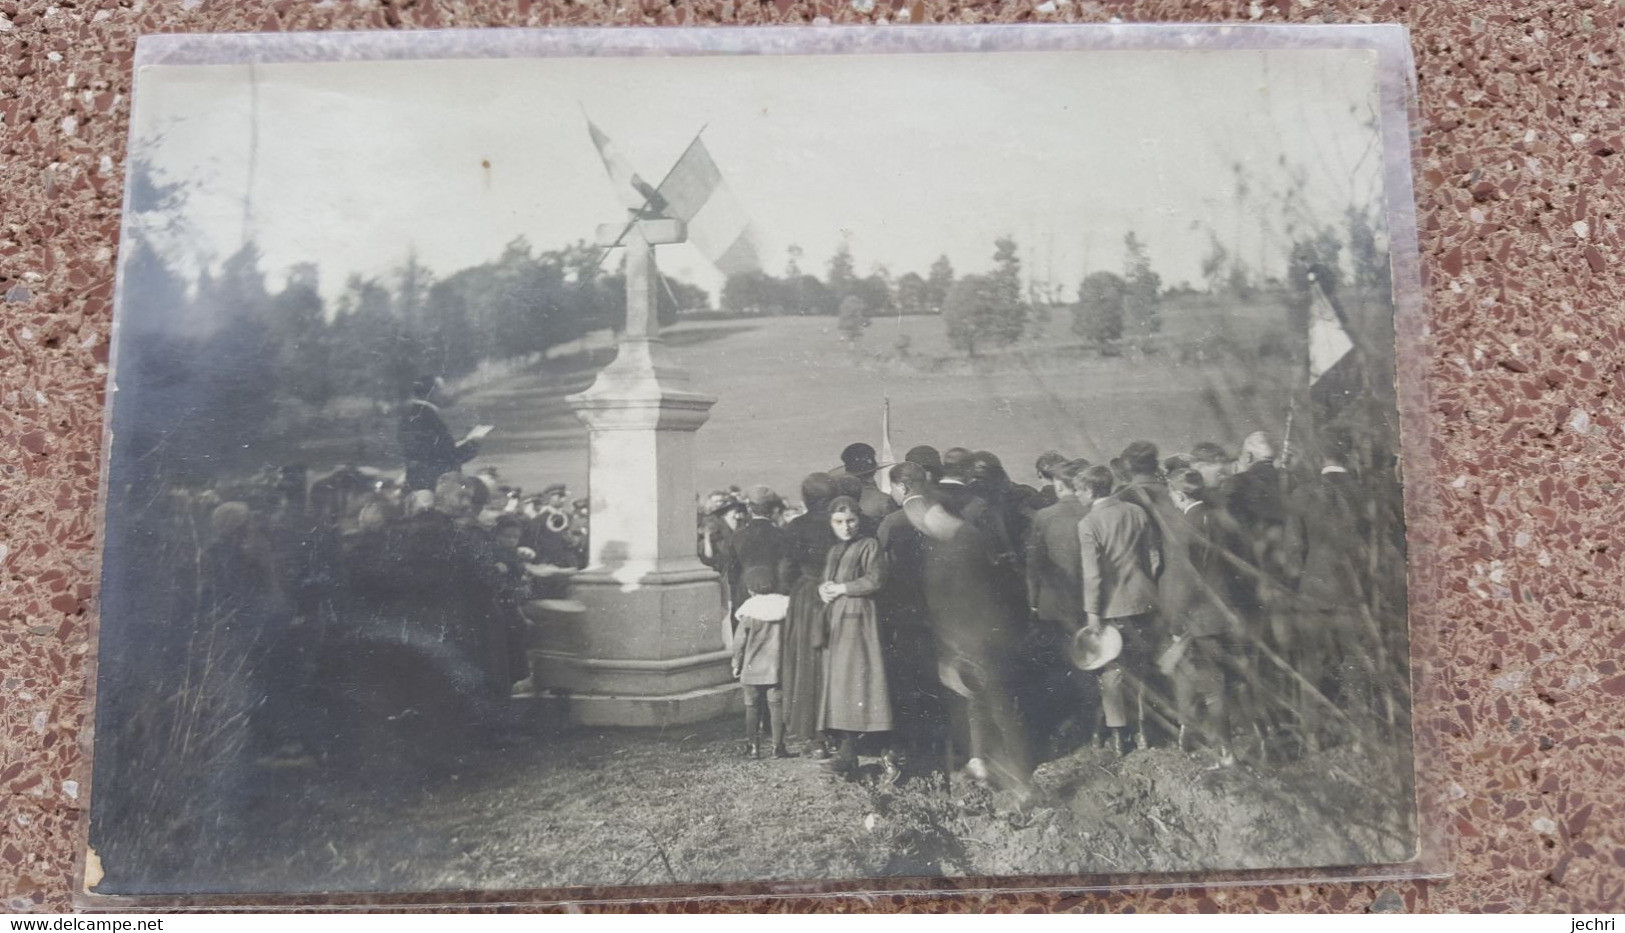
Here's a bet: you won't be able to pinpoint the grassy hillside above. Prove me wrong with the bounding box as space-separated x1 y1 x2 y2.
454 313 1297 502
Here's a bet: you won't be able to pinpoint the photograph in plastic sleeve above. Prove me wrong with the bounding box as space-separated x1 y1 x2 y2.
84 25 1434 900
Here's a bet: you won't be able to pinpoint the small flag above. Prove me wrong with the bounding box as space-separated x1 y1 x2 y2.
584 113 666 214
876 398 896 495
1307 273 1354 384
657 137 765 277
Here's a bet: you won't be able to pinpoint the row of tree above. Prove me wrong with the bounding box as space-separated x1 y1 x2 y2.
123 233 711 414
718 232 1172 357
719 241 961 319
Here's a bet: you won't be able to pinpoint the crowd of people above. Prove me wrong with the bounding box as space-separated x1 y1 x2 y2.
183 430 593 762
695 431 1406 802
175 368 1403 792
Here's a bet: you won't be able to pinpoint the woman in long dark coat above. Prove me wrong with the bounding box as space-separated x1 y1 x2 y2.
781 473 839 755
818 497 894 777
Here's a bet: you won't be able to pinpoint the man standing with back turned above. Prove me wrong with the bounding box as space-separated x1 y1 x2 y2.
1076 464 1163 755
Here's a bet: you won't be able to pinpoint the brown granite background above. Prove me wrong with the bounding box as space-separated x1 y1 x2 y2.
2 0 1622 914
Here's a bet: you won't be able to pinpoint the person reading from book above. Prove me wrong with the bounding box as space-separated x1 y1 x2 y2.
398 375 494 492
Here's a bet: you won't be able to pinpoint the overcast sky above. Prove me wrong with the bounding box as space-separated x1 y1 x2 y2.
129 47 1385 305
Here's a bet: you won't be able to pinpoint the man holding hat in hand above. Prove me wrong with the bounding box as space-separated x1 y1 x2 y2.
1076 464 1163 756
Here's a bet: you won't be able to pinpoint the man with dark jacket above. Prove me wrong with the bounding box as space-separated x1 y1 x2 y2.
720 485 789 622
1282 432 1375 752
1164 470 1243 765
889 461 1034 799
1026 459 1091 629
876 455 942 768
399 376 481 492
1022 458 1092 749
1077 464 1163 755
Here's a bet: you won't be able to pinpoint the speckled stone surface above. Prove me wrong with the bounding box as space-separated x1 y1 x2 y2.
2 0 1623 914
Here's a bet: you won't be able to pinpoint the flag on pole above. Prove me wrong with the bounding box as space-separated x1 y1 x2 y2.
584 113 666 214
1305 270 1365 432
656 137 765 277
1307 272 1354 384
875 398 896 495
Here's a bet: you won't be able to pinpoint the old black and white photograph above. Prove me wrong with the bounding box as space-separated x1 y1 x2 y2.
88 27 1422 897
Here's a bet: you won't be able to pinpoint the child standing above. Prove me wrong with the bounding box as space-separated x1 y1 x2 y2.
732 566 792 759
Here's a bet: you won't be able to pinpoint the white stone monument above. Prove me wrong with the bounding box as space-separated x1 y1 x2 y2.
532 216 735 726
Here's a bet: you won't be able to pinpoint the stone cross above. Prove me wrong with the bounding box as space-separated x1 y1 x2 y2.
551 212 733 726
595 217 686 341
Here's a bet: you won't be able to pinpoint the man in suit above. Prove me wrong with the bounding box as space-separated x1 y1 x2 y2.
399 376 480 493
876 452 942 771
1023 458 1092 749
1222 430 1298 724
889 461 1034 799
1164 469 1244 765
1077 464 1163 755
1026 458 1092 628
933 447 983 518
1282 430 1375 752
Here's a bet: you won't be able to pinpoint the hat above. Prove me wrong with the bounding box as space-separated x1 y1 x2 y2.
708 496 745 517
1068 624 1124 671
541 483 568 498
745 485 783 513
840 442 878 475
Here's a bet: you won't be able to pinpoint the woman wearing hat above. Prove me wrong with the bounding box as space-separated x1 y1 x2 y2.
817 497 895 779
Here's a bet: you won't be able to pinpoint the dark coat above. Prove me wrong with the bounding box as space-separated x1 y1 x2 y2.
727 517 789 594
904 497 1021 664
1078 495 1162 620
398 401 476 492
1284 469 1370 610
877 506 929 626
1222 461 1287 533
1025 495 1089 625
858 481 898 528
1162 502 1234 638
780 511 834 743
819 537 893 732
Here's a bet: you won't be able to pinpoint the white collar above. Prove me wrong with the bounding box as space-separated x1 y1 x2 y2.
409 398 440 413
939 478 966 486
902 494 927 507
1322 465 1349 475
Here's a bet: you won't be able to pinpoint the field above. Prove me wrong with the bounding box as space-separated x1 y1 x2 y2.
430 309 1296 502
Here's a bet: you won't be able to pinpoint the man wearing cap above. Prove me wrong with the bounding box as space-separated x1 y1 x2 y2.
1076 464 1163 755
837 442 898 526
399 375 481 492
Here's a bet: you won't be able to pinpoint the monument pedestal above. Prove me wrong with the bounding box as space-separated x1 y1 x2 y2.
526 217 736 727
